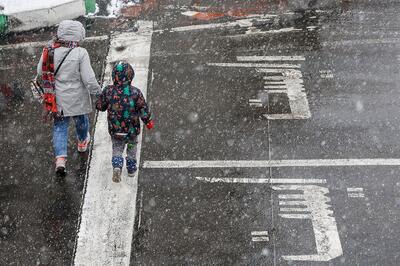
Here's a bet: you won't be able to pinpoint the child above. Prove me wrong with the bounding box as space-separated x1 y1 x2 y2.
96 61 154 183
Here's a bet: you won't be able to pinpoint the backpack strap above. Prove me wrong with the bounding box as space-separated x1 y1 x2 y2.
54 48 74 77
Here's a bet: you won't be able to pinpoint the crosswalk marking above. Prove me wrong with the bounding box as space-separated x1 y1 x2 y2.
252 236 270 242
264 89 287 94
208 55 310 119
197 177 343 262
320 70 334 79
207 62 302 69
194 177 326 184
237 56 305 61
73 21 153 266
347 187 365 198
274 184 342 261
143 158 400 168
251 231 269 242
249 98 263 107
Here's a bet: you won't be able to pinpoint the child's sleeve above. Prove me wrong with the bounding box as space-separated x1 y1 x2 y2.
136 90 152 125
96 87 109 112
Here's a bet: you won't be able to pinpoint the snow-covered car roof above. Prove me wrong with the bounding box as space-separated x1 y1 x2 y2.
0 0 81 14
0 0 86 33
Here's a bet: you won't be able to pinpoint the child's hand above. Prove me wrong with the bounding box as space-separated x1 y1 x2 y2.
146 120 154 130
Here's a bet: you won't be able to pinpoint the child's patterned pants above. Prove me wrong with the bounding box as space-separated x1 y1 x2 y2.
111 136 138 171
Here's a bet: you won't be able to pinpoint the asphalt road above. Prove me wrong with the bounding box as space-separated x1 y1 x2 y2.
1 0 400 265
133 1 400 265
0 38 109 265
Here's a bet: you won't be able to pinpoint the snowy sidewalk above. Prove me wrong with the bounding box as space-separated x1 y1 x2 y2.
73 21 153 265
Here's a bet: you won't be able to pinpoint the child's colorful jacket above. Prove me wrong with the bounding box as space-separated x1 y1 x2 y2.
96 62 152 140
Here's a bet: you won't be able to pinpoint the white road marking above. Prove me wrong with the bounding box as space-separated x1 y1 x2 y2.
319 70 334 79
73 21 153 266
251 231 269 236
166 15 276 33
252 236 270 242
257 68 297 73
280 207 310 212
265 90 287 94
278 194 305 199
143 158 400 168
348 193 365 198
194 177 327 184
265 85 286 88
251 231 269 242
249 99 263 107
138 189 144 228
264 76 284 81
258 68 310 119
197 177 343 262
347 188 365 198
227 27 302 38
265 113 310 119
208 56 310 120
0 35 109 50
347 188 363 192
280 213 311 219
279 201 307 206
207 62 301 69
179 12 278 18
322 38 400 47
274 185 343 262
238 56 305 61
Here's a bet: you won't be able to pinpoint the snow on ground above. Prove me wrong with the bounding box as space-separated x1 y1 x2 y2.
0 0 82 14
107 0 141 18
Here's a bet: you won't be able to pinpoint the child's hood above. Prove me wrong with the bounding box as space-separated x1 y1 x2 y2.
112 61 135 86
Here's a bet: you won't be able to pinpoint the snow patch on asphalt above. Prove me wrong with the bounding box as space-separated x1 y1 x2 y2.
106 0 141 17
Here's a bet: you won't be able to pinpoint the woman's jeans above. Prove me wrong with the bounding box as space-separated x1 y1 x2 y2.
53 115 89 158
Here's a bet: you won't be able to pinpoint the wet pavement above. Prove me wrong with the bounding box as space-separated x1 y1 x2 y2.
1 0 400 265
0 38 109 265
134 1 400 265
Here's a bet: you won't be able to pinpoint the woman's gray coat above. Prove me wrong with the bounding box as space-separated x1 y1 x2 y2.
37 20 101 117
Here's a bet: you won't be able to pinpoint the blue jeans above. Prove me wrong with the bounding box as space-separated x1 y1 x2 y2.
53 115 89 158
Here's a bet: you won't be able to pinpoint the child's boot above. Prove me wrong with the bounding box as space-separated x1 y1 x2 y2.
126 158 137 177
112 156 123 183
112 168 122 183
55 157 67 177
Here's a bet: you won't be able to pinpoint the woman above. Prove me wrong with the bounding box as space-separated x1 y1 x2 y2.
37 20 101 177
